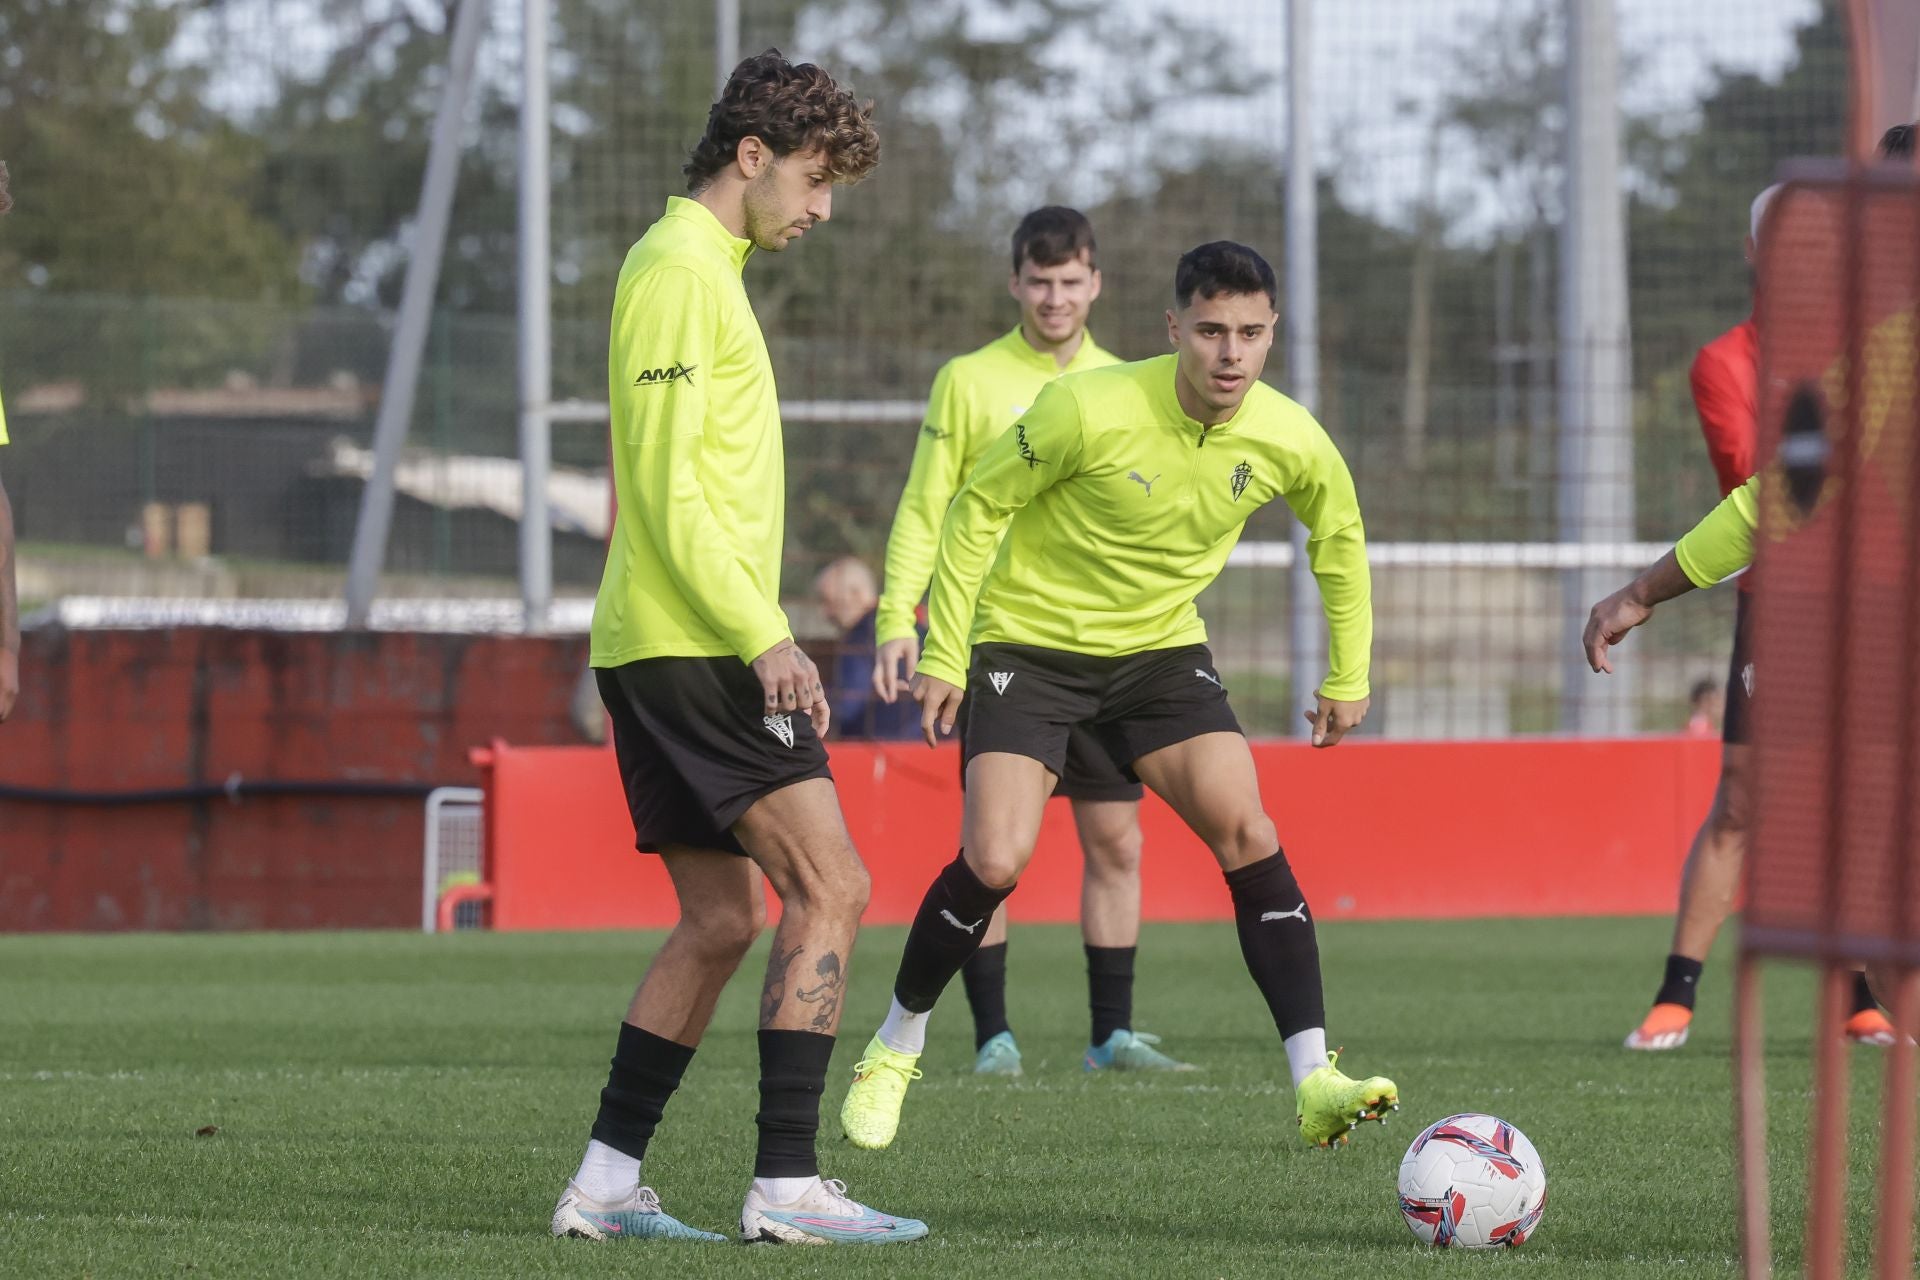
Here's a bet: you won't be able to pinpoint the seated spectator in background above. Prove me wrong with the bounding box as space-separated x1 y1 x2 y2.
814 556 919 740
1686 677 1723 738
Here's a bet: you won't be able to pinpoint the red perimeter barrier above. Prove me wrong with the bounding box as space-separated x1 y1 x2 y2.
0 627 590 931
473 736 1720 930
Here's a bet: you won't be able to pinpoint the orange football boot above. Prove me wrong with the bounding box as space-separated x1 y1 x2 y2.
1624 1002 1693 1051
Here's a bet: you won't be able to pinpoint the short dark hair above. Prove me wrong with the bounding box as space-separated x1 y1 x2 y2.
1173 241 1277 310
1011 206 1096 272
1688 677 1718 705
683 49 880 193
1879 121 1915 160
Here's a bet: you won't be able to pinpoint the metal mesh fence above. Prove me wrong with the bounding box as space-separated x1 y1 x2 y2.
0 0 1863 736
1 0 532 596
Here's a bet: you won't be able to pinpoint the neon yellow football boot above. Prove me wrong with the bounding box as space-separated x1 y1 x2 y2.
1295 1050 1399 1148
840 1035 923 1151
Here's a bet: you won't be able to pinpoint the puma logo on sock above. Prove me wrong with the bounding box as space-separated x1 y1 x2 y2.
939 909 983 934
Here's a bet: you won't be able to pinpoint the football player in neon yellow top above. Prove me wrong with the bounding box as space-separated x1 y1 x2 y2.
553 51 923 1248
843 242 1399 1154
0 158 16 724
872 208 1192 1078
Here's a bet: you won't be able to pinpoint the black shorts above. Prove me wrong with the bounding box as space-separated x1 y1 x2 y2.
1723 590 1753 746
956 701 1143 803
959 641 1242 785
595 658 833 857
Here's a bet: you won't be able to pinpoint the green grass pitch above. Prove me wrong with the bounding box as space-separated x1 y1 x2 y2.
1 919 1909 1277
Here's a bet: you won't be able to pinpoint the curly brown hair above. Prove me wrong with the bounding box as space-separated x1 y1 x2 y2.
684 50 879 193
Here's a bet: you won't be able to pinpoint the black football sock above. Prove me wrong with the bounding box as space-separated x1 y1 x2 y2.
1654 954 1705 1010
1850 971 1881 1016
961 942 1012 1049
1085 945 1137 1046
1224 850 1326 1038
753 1029 835 1178
589 1022 695 1162
892 851 1016 1013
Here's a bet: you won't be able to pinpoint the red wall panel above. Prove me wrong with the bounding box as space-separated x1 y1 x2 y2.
480 736 1723 930
0 624 1724 933
0 629 589 931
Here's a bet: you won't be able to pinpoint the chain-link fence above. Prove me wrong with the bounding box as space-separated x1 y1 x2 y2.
0 0 1858 735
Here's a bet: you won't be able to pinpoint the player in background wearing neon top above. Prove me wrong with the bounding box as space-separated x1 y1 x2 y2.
1623 183 1896 1051
0 160 17 725
841 242 1399 1154
872 207 1192 1077
550 51 925 1247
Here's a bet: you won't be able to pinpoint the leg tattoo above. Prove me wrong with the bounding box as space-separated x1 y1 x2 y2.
761 942 802 1027
795 952 845 1033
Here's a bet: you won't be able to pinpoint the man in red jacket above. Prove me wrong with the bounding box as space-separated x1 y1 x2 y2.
1623 180 1898 1051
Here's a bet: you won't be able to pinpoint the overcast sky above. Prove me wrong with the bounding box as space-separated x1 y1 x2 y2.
187 0 1828 239
1164 0 1815 228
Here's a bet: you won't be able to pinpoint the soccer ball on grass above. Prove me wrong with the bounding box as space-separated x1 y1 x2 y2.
1396 1113 1547 1249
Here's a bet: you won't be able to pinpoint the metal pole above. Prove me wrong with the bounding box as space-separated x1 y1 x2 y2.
518 0 552 632
1285 0 1325 738
1527 219 1554 532
1732 952 1771 1280
715 0 740 96
1557 0 1635 734
1875 969 1920 1280
1806 962 1852 1280
343 0 487 628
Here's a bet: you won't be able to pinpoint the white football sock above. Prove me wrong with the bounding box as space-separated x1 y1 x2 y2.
877 997 929 1054
1284 1027 1330 1088
752 1175 820 1206
572 1138 640 1202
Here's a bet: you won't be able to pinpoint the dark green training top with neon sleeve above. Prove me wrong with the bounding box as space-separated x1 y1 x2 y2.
876 327 1118 644
917 353 1373 700
591 196 793 668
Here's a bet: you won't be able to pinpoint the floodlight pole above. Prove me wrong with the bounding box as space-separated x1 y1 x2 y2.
517 0 553 631
344 0 487 627
1557 0 1635 733
1285 0 1325 738
716 0 740 94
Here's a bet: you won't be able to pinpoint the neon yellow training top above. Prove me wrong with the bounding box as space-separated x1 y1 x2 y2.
1675 476 1758 588
876 327 1119 645
0 384 9 446
918 354 1373 700
591 197 793 667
